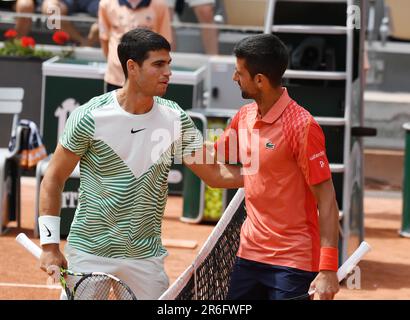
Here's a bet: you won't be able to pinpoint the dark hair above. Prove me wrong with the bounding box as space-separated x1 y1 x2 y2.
117 28 171 79
233 34 289 87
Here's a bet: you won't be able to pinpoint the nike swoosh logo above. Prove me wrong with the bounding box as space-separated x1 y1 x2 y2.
131 128 146 134
43 225 51 237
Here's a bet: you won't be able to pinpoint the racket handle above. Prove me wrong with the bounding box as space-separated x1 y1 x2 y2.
16 233 42 260
336 241 371 282
308 241 371 296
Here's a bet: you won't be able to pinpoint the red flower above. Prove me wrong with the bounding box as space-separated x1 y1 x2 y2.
20 36 36 48
4 29 17 39
52 31 70 45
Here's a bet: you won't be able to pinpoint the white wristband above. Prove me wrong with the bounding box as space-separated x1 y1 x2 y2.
38 215 61 245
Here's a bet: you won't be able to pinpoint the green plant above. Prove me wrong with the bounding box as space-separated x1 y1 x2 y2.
0 29 74 59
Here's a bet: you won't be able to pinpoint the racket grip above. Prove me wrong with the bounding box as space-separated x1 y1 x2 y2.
16 233 42 260
336 241 371 282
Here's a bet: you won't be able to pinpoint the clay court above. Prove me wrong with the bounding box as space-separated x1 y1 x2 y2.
0 177 409 300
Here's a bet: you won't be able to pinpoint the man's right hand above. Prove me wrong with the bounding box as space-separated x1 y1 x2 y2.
39 244 67 277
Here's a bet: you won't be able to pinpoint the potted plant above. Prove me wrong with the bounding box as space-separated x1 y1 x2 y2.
0 29 73 59
0 29 73 147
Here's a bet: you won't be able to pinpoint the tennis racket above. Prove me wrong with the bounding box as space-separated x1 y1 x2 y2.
288 241 372 300
15 233 137 300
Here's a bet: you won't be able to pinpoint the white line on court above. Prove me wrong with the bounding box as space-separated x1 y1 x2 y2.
0 282 60 289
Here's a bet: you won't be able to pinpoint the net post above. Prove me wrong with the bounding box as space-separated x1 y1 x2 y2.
400 123 410 238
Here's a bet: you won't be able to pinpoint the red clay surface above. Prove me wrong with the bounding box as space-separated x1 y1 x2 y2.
0 178 409 300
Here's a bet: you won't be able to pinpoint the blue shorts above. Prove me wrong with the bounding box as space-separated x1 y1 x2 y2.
62 0 99 17
227 257 317 300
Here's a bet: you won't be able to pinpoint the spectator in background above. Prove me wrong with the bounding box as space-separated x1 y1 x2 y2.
168 0 218 55
14 0 40 37
41 0 100 46
98 0 172 92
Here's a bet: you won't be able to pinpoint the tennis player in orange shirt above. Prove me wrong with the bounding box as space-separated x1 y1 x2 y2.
215 34 340 300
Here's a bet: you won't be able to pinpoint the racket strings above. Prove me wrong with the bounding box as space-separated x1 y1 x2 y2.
68 274 135 300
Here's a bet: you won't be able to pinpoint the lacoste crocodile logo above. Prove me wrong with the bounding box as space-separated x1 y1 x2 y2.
265 141 275 149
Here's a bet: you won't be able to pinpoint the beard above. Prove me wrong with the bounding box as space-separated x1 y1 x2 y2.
237 80 250 99
241 90 251 99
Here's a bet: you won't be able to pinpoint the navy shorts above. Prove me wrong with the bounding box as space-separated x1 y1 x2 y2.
227 257 318 300
62 0 99 17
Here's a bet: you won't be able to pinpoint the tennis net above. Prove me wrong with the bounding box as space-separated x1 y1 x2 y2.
159 188 246 300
